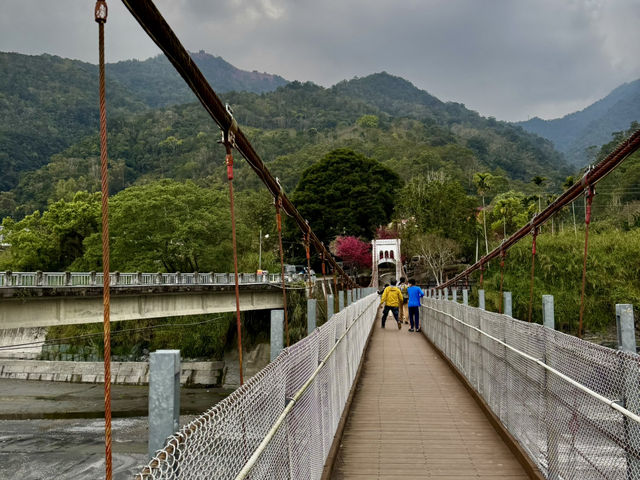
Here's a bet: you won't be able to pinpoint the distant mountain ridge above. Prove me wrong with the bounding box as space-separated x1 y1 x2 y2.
517 79 640 165
108 51 289 107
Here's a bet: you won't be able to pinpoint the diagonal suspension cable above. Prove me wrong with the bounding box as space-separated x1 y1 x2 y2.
119 0 354 288
439 127 640 292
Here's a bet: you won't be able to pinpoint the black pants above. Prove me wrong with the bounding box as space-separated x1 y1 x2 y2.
381 306 399 327
409 306 420 330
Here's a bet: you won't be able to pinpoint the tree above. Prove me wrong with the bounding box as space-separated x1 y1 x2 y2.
486 191 534 238
80 180 236 272
332 236 372 271
290 149 401 245
531 175 547 214
395 173 476 252
0 192 101 271
413 233 460 285
473 173 492 256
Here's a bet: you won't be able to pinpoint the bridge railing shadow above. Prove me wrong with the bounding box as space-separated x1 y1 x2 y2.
422 297 640 480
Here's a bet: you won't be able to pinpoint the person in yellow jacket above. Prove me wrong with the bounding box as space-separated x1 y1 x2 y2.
380 279 403 329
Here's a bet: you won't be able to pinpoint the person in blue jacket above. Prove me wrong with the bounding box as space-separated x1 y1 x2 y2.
407 278 424 332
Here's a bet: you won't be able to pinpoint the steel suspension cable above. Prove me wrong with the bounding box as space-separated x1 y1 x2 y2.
95 1 112 478
527 227 538 323
578 185 595 338
275 196 290 347
223 134 244 385
439 128 640 291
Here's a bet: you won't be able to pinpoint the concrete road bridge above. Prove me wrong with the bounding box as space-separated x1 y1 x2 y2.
0 271 321 329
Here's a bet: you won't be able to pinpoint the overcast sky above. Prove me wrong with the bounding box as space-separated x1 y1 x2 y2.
2 0 639 122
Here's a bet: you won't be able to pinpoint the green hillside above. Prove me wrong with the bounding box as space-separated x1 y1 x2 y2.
0 52 147 192
0 52 570 222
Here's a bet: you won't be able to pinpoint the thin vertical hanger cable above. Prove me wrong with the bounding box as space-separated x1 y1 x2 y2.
94 1 112 478
222 118 244 385
527 227 538 323
275 195 290 347
578 185 595 338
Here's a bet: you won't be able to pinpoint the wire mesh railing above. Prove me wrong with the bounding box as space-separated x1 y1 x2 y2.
422 297 640 480
135 290 378 479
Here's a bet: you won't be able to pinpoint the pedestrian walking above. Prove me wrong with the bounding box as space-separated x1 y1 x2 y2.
407 278 424 332
380 279 403 329
398 277 409 324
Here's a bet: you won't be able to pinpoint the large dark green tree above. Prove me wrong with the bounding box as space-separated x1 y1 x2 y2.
290 149 401 245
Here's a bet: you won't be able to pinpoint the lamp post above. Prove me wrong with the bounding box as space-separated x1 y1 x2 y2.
259 230 269 271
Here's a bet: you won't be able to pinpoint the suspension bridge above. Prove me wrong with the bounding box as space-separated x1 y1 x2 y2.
2 0 640 479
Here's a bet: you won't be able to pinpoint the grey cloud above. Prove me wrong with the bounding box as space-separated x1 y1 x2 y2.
1 0 639 121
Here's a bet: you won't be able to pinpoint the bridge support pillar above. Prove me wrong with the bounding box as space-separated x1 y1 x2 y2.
270 309 284 362
462 289 468 306
307 298 317 335
327 294 334 320
452 289 458 303
542 295 554 329
339 291 345 312
503 292 512 317
478 289 485 310
148 349 180 459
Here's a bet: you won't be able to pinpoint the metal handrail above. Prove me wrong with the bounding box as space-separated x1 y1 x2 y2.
234 293 378 480
423 302 640 425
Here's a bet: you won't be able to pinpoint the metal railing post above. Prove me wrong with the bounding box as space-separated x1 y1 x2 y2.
503 292 512 317
327 294 334 320
307 298 317 336
270 309 284 362
543 295 554 330
617 304 640 479
149 350 181 459
542 295 560 479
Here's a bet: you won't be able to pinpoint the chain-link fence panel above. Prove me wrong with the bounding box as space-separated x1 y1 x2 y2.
422 298 640 480
136 291 379 480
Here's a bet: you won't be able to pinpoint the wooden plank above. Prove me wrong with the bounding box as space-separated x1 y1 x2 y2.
330 324 530 479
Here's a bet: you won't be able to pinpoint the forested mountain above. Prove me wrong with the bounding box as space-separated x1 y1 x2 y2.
0 52 147 191
517 79 640 165
0 52 570 220
0 51 288 193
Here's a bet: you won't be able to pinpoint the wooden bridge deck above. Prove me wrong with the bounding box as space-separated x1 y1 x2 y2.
330 318 531 479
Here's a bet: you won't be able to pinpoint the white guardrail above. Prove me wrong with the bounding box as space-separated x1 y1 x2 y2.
0 271 295 287
135 291 378 479
422 297 640 480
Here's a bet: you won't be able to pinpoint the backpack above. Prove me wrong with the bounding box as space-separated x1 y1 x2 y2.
400 284 409 303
